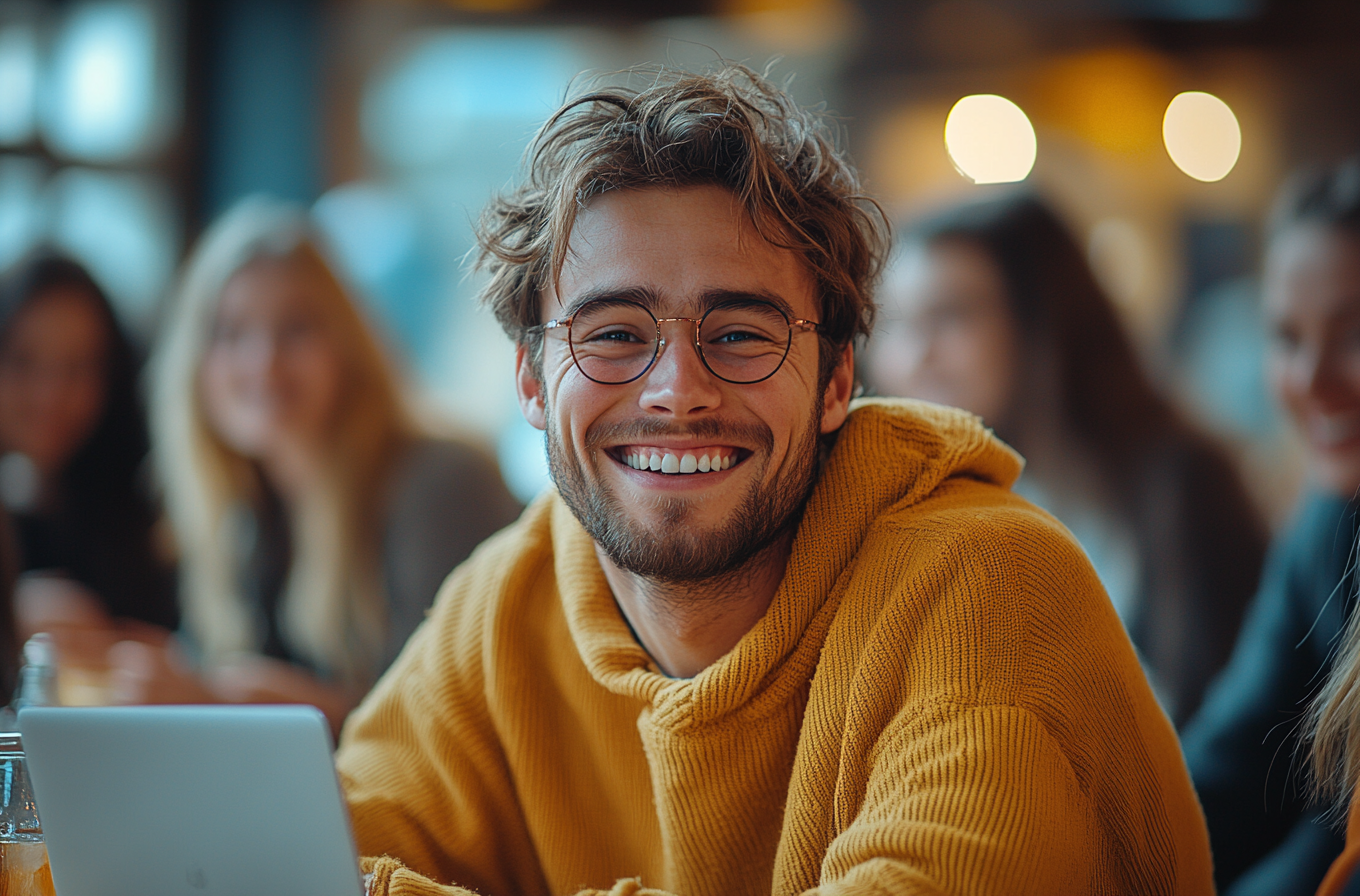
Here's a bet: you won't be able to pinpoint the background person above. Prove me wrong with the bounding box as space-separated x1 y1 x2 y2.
111 196 520 731
864 195 1268 728
0 252 178 644
1181 156 1360 896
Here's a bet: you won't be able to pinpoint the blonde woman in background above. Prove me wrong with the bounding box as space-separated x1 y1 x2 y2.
111 196 521 731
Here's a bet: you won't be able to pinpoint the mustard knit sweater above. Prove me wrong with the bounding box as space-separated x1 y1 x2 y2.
337 399 1213 896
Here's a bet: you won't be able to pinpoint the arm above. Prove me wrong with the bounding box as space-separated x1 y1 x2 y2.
806 702 1127 896
108 641 358 735
362 705 1161 896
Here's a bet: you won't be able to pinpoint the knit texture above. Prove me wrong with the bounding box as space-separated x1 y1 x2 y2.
1316 795 1360 896
337 398 1213 896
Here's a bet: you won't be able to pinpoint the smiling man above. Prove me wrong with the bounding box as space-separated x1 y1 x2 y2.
335 67 1213 896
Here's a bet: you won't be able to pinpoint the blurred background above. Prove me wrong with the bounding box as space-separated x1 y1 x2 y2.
0 0 1355 513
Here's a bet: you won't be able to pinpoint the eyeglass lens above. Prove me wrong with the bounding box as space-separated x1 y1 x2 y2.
567 299 795 385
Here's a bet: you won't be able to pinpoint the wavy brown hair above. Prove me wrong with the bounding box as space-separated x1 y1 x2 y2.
474 64 888 383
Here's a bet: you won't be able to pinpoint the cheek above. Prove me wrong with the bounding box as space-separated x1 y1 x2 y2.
1335 346 1360 398
867 331 926 395
1265 348 1300 408
548 371 611 453
288 345 345 416
198 352 253 444
913 326 1011 416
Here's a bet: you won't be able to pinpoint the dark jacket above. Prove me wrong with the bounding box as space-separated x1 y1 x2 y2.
1181 491 1359 896
15 485 178 631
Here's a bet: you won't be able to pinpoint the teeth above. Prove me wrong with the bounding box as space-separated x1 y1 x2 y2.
621 448 738 474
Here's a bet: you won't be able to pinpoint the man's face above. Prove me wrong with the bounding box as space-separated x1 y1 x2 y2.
516 184 853 582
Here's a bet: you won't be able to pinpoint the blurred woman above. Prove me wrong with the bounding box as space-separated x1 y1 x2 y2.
865 195 1267 728
115 196 520 730
0 253 177 639
1186 157 1360 896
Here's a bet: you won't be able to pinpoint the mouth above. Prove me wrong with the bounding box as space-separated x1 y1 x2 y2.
607 445 748 475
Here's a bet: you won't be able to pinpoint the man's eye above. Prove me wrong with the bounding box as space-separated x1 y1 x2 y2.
581 327 646 344
711 327 778 345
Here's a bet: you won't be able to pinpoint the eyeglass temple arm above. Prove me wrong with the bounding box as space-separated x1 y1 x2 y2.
526 319 569 333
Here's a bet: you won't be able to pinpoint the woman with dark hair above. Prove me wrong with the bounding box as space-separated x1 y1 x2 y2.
865 194 1268 729
1185 156 1360 896
0 251 177 637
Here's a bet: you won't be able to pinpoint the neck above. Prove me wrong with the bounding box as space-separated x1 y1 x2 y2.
597 530 795 679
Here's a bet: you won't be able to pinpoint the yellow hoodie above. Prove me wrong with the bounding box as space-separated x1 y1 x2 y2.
337 399 1213 896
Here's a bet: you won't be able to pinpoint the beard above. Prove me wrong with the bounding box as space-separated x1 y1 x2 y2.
547 405 823 584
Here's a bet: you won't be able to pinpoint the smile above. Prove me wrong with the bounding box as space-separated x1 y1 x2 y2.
612 445 744 475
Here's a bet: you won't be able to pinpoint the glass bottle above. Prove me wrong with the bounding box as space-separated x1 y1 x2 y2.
0 733 53 895
11 636 55 712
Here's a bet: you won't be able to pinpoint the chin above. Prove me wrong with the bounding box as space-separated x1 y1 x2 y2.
1314 457 1360 499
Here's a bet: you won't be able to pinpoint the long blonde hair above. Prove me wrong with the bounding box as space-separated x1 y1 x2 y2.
1309 559 1360 817
152 196 412 685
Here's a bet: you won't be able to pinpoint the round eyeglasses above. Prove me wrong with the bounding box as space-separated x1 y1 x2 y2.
532 298 820 385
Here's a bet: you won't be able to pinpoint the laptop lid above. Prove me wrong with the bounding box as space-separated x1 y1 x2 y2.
18 705 364 896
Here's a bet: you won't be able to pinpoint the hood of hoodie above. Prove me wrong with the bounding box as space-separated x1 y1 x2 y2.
552 397 1024 724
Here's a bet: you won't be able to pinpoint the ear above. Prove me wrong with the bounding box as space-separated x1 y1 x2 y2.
819 341 855 435
515 343 547 431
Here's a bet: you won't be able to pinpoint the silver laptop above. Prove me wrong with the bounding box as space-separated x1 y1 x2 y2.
18 705 364 896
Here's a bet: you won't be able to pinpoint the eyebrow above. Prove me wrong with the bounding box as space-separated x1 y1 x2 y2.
562 286 802 320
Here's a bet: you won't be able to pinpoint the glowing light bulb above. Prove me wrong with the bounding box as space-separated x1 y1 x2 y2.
943 94 1037 185
1162 91 1241 182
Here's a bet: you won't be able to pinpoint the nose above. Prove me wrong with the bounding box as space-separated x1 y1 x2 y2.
636 320 722 416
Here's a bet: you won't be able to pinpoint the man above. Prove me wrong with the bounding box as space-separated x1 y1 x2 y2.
337 66 1213 896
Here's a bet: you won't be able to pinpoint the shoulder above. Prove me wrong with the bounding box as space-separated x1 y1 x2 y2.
388 495 556 669
384 437 522 532
390 436 506 495
841 478 1135 709
872 476 1099 610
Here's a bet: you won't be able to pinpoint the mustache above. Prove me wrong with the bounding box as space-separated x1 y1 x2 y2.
585 418 774 453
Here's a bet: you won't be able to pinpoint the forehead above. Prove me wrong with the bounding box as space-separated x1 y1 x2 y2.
219 256 329 317
548 185 817 319
881 239 1006 314
8 287 106 346
1264 225 1360 320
